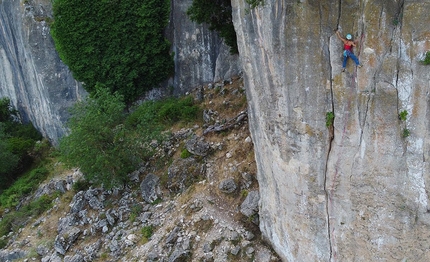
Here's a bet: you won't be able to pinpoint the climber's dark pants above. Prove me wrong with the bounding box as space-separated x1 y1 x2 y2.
343 50 360 68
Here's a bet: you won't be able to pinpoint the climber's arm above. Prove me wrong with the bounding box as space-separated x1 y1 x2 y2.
335 30 347 44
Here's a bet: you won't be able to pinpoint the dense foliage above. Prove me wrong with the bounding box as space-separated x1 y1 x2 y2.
60 87 135 188
0 98 42 192
60 88 200 189
187 0 238 54
51 0 174 102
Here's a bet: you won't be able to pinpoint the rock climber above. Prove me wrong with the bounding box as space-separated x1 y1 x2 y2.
335 29 362 72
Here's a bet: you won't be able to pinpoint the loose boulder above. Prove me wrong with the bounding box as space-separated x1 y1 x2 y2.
185 135 211 157
240 191 259 217
54 227 81 255
219 178 237 194
140 173 161 203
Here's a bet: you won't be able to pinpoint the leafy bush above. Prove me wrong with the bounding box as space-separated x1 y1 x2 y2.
399 110 408 121
72 179 91 192
126 96 200 128
187 0 238 54
51 0 174 102
158 96 200 124
0 238 7 249
60 87 135 188
0 98 17 122
326 112 335 127
402 128 410 138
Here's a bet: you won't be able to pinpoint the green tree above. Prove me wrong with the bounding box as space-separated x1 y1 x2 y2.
187 0 238 54
60 87 138 188
51 0 174 102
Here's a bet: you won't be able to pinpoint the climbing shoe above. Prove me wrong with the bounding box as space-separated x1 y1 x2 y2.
358 65 363 68
341 68 345 72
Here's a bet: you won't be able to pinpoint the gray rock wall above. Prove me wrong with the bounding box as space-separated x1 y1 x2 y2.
0 0 84 145
232 0 430 261
167 0 240 95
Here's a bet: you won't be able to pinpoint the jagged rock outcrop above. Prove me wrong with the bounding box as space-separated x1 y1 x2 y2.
233 0 430 261
0 0 239 144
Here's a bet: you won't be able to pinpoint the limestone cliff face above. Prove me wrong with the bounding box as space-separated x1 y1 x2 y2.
0 0 239 144
0 0 83 145
168 0 240 95
232 0 430 261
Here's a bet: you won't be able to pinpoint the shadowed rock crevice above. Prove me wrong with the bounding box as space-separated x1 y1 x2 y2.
336 0 342 29
325 30 335 262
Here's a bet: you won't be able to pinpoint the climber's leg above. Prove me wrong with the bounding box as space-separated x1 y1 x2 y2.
349 53 360 66
342 55 348 69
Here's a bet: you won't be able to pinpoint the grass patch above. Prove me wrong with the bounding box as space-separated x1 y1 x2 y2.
160 171 169 189
151 198 163 206
241 189 249 198
0 167 49 209
180 148 192 159
140 225 154 244
141 225 154 238
127 96 200 129
0 193 57 245
129 204 143 223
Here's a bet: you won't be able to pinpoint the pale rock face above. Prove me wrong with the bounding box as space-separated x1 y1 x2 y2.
232 0 430 261
0 0 84 145
165 0 241 94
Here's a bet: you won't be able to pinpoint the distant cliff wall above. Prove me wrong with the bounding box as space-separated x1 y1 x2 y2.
232 0 430 261
167 0 240 95
0 0 239 144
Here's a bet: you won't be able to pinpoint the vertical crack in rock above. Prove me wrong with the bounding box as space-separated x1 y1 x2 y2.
322 2 344 259
357 9 369 148
394 0 405 118
335 0 342 29
358 94 371 148
396 0 405 28
325 34 335 262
